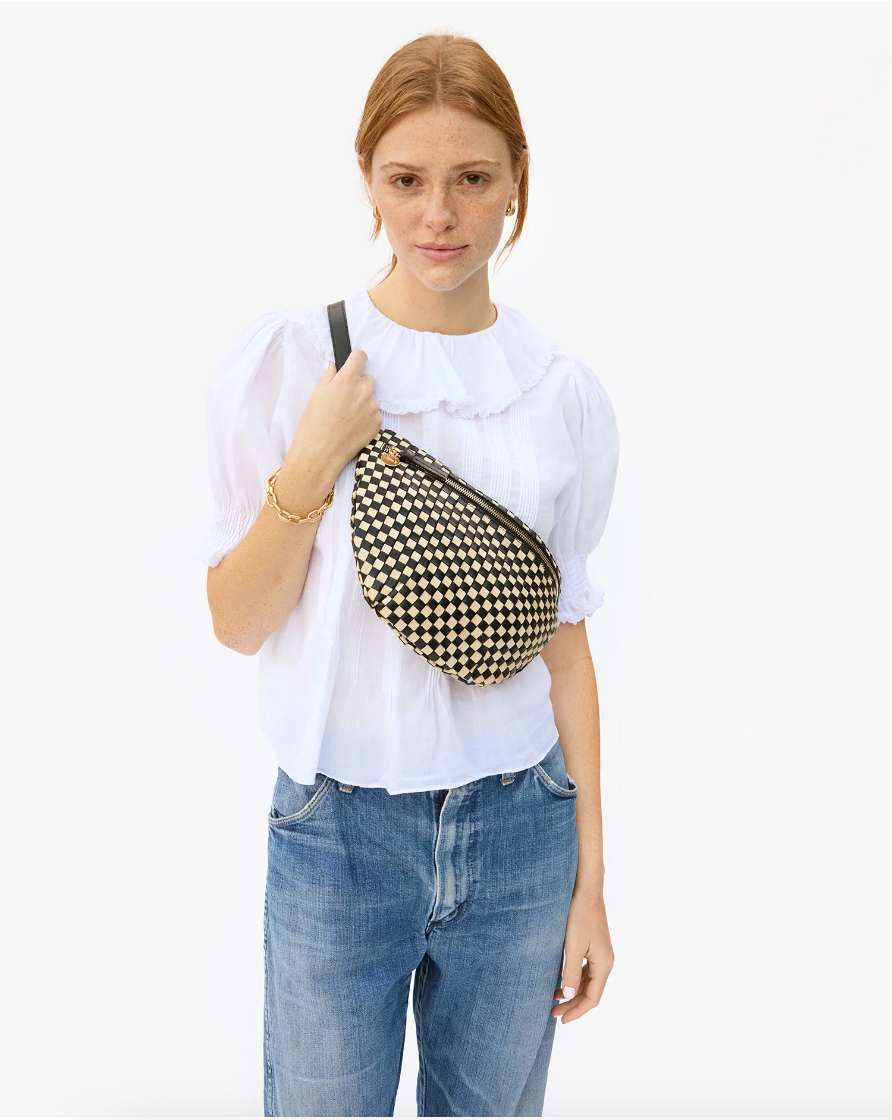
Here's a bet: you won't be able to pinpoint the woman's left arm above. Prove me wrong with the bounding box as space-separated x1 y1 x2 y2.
540 619 615 1023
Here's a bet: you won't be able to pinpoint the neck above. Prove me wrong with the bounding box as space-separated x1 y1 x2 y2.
367 264 497 336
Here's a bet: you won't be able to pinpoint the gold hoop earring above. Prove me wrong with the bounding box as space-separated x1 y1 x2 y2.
506 199 516 216
373 205 381 222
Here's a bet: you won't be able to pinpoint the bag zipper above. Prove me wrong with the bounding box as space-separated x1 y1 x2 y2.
379 445 561 587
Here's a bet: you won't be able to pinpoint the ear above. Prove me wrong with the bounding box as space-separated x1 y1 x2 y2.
514 146 529 193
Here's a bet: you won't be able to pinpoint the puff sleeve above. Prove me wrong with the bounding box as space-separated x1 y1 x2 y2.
189 311 287 567
547 358 620 625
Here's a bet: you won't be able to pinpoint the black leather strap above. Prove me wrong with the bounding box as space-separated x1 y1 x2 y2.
326 300 352 371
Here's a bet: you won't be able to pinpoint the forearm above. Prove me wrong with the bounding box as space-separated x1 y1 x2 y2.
206 451 339 655
546 641 605 889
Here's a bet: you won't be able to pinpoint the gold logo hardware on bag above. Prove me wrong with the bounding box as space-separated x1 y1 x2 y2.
327 298 562 687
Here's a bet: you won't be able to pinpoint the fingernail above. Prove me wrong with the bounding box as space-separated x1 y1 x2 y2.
562 986 576 999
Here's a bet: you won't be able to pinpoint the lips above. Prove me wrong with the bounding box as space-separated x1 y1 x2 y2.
416 244 469 262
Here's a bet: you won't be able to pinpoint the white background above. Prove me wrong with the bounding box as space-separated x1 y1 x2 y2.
1 2 890 1116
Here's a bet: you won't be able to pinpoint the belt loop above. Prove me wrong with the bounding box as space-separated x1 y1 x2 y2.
499 772 516 785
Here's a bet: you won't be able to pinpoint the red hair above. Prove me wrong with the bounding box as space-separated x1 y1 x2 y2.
355 33 530 281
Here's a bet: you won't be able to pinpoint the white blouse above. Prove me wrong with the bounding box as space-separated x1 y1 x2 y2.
191 283 620 794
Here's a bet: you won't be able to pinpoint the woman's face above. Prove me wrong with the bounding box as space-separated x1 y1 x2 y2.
361 103 525 293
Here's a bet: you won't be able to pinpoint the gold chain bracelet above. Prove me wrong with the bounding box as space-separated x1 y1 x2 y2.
266 467 335 525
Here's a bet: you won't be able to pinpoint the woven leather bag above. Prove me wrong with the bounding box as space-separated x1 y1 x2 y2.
328 299 562 686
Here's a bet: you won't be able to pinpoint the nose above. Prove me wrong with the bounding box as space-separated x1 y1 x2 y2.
422 189 457 229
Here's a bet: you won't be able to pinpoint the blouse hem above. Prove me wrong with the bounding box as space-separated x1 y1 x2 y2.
278 719 562 795
555 550 606 625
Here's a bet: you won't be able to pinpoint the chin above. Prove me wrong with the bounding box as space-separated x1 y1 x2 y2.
410 261 484 292
418 275 469 292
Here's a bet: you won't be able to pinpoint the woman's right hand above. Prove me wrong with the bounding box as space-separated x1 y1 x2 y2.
284 350 382 485
209 351 380 655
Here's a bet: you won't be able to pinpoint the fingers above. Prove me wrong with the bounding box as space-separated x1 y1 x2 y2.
324 351 375 395
559 948 585 1002
332 348 368 376
551 968 588 1022
551 959 609 1023
554 987 597 1024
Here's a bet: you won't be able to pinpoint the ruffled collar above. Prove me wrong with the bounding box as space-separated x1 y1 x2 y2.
331 284 559 419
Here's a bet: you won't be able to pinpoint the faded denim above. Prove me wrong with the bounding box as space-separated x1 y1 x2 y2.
263 736 579 1117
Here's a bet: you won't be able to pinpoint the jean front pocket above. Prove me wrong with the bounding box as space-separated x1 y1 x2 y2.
268 767 335 827
531 738 578 798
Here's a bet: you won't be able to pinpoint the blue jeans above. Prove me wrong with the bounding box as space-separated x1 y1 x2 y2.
263 736 579 1117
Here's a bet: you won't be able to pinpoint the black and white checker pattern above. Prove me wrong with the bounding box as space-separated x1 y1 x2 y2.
351 428 563 686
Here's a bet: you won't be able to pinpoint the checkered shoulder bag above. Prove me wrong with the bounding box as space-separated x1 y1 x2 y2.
328 299 562 687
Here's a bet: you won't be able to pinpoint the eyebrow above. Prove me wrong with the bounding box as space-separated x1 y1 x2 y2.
378 159 502 173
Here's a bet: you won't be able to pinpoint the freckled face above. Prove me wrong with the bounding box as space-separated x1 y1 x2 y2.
364 104 523 292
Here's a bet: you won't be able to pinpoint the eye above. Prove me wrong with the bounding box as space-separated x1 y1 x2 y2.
395 176 417 188
464 173 487 186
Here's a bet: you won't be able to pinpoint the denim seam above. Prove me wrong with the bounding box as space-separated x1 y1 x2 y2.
427 791 450 933
426 810 479 934
263 882 273 1116
415 955 430 1116
388 981 409 1116
532 763 579 799
427 896 471 932
268 775 334 826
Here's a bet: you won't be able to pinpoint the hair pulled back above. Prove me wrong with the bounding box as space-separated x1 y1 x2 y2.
356 33 530 281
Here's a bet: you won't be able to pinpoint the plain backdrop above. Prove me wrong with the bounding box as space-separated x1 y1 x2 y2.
1 2 890 1116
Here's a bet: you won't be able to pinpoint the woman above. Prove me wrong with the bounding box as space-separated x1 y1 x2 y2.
193 32 620 1119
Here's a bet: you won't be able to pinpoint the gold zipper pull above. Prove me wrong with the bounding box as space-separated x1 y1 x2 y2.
380 445 401 466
